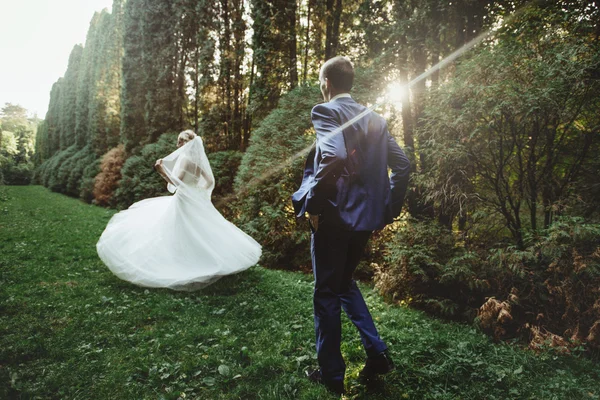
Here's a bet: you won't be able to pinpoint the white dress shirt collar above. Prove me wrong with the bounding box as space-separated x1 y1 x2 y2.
329 93 352 103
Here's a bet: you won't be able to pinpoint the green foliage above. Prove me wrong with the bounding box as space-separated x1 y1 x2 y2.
65 146 97 197
234 85 321 268
377 216 600 348
114 132 177 209
75 12 101 149
45 79 64 156
2 186 600 400
375 218 490 319
0 162 33 185
249 0 299 124
40 145 78 193
141 1 184 143
1 103 37 185
120 0 146 154
419 4 600 246
79 157 101 203
487 217 600 344
207 150 243 198
60 45 83 149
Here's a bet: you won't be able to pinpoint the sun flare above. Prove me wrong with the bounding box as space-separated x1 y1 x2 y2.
386 82 408 107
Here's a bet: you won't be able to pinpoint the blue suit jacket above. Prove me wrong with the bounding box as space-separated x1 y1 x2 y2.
292 96 411 231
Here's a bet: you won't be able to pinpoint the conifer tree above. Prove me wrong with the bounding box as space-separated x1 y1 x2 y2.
120 0 146 153
60 45 83 149
75 13 101 149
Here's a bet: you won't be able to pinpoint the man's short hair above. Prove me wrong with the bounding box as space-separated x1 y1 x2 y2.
321 56 354 92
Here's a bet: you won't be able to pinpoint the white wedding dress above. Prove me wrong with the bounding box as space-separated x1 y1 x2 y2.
96 137 262 291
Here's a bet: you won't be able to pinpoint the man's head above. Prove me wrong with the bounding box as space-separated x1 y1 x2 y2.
319 56 354 102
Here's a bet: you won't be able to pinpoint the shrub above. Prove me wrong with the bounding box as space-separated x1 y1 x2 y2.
234 85 321 268
376 216 600 350
114 133 177 209
93 145 126 207
483 217 600 349
1 161 33 185
80 158 101 203
45 146 78 192
374 218 491 319
67 146 97 197
208 150 243 199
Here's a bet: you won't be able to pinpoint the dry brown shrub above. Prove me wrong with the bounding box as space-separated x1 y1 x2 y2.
528 324 571 354
93 145 126 206
586 320 600 348
478 297 514 339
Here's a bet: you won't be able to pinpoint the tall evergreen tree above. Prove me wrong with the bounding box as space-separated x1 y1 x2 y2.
120 0 146 153
46 78 65 157
75 13 101 149
60 45 83 149
142 1 184 143
249 0 299 124
89 8 123 156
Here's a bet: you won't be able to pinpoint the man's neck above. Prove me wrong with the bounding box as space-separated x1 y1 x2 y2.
329 92 351 102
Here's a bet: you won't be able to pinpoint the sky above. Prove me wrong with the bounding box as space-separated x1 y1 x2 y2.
0 0 114 118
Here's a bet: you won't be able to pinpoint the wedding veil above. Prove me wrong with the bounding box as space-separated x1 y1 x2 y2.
161 136 215 200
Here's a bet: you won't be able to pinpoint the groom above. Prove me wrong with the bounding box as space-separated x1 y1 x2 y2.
292 56 411 395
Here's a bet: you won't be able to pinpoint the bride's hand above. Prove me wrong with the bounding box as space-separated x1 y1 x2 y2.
154 159 163 172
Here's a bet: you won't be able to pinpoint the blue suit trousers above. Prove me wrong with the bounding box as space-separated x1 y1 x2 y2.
311 225 387 383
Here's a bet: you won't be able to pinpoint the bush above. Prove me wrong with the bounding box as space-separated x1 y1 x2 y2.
208 150 243 199
375 218 491 320
1 161 33 185
234 85 321 268
80 158 101 203
376 216 600 350
114 133 177 209
93 145 126 207
45 146 78 192
483 217 600 349
67 146 97 197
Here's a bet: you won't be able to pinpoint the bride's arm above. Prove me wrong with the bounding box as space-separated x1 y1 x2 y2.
155 159 175 185
200 169 214 189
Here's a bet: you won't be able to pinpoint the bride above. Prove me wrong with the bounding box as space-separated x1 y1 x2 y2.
96 130 262 291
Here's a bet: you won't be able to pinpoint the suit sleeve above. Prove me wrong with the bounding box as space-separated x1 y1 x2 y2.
305 104 347 215
386 124 411 218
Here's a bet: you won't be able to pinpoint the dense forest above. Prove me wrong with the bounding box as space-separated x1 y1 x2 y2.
17 0 600 352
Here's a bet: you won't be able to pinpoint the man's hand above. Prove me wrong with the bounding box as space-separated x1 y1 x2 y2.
308 213 319 232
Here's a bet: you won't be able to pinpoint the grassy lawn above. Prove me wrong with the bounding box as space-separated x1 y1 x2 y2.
1 185 599 400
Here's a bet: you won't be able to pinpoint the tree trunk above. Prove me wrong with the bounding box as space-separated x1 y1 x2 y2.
220 0 232 148
303 0 312 85
232 0 245 149
243 56 255 151
288 0 298 89
325 0 341 60
313 0 325 63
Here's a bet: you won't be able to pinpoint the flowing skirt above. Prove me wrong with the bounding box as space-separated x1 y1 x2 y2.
96 190 262 291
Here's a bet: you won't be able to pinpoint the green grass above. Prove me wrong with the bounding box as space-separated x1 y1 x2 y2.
1 185 599 400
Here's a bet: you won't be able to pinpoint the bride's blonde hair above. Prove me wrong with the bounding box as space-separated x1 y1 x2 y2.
178 129 197 142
